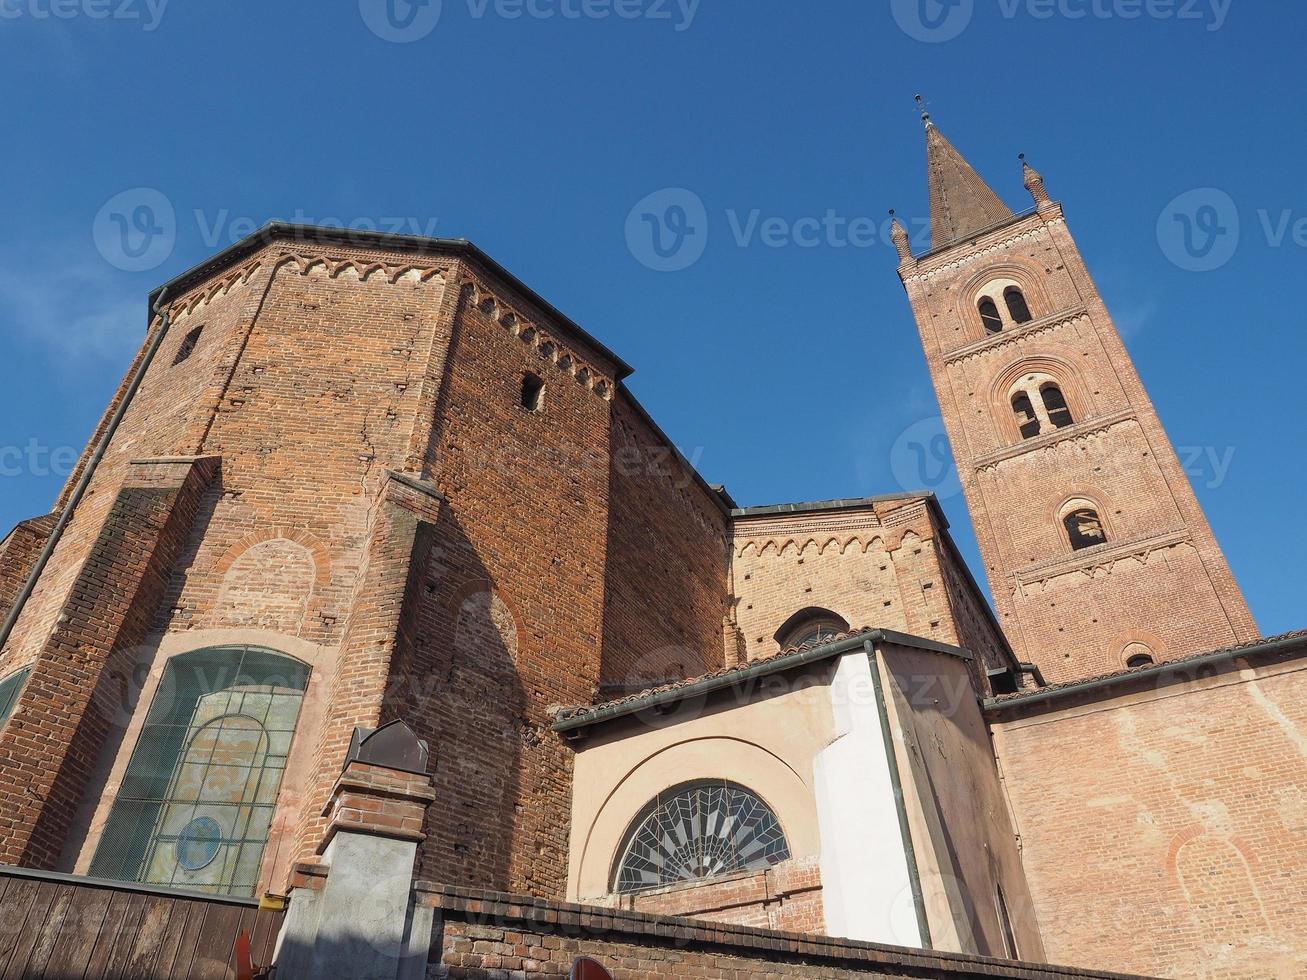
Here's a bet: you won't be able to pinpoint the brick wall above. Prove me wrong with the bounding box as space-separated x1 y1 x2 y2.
0 513 55 626
732 498 1015 691
989 641 1307 979
608 858 823 935
600 395 730 688
420 882 1136 979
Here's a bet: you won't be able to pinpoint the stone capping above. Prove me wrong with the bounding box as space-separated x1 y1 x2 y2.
972 408 1137 470
1013 529 1191 587
414 881 1145 979
318 759 438 852
941 304 1088 365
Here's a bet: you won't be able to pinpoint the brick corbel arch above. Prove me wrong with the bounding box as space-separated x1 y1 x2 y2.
956 262 1050 339
991 354 1091 444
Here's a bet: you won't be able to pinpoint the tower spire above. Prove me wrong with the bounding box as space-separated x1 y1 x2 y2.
922 110 1013 249
1020 152 1051 207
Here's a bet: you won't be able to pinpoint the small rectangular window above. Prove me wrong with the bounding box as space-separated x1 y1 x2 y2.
172 325 203 366
520 373 544 412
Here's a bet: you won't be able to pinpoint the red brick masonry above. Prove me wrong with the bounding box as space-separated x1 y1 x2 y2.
416 883 1147 979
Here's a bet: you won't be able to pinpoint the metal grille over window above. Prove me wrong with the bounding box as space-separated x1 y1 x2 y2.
0 665 32 728
89 646 309 896
612 780 790 894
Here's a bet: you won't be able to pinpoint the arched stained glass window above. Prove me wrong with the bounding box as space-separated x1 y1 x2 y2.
612 780 790 894
90 646 309 896
0 665 31 729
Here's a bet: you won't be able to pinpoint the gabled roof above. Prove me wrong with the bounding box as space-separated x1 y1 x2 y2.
925 122 1014 250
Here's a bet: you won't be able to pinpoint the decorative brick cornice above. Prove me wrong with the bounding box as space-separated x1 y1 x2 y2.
973 409 1137 471
465 279 614 402
904 211 1064 284
942 305 1089 366
1014 530 1193 589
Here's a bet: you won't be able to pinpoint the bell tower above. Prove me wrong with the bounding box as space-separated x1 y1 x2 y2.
891 107 1257 682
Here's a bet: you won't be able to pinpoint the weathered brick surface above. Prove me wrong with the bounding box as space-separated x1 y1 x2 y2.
732 497 1015 691
320 759 437 848
0 456 217 867
606 858 824 935
0 513 55 626
419 882 1139 979
897 199 1257 681
989 644 1307 980
601 396 730 688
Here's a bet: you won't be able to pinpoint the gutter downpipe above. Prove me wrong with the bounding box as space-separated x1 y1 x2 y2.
864 638 933 950
0 290 174 656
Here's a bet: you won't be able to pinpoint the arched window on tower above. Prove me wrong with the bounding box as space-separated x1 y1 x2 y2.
1004 287 1033 325
1012 392 1041 440
1063 508 1107 551
1040 384 1074 429
89 646 310 896
979 297 1004 334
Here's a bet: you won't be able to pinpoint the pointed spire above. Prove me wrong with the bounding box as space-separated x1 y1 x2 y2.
921 108 1014 249
889 209 913 262
1020 152 1051 207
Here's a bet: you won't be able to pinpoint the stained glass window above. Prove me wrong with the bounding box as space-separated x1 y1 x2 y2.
90 646 308 896
0 665 31 729
612 780 790 894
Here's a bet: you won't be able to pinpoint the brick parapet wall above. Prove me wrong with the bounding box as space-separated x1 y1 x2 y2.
605 857 823 935
0 456 219 867
417 881 1143 979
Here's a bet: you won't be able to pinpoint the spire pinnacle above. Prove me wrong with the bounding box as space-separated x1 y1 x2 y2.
889 209 913 262
1020 152 1051 206
924 119 1013 249
915 94 933 128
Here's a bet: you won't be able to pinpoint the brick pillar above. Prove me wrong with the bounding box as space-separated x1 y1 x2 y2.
275 721 437 980
0 456 219 867
293 470 444 862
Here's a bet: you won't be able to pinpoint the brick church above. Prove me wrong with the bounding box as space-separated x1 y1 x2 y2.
0 112 1301 979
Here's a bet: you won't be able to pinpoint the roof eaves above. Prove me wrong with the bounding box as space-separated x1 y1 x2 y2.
146 222 635 379
553 627 971 735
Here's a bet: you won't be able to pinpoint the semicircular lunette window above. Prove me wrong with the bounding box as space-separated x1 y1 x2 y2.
612 781 790 894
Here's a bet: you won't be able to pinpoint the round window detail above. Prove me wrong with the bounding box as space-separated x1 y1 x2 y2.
176 816 223 871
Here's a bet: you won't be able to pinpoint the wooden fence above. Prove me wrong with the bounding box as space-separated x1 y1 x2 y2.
0 865 284 979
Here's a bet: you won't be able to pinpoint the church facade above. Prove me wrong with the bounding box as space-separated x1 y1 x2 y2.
0 118 1302 979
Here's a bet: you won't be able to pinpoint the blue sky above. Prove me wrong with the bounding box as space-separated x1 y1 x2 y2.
1 0 1303 635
